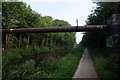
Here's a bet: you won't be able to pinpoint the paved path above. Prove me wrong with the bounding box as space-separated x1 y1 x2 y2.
73 48 98 78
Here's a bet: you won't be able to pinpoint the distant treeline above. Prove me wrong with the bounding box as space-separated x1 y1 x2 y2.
2 2 75 50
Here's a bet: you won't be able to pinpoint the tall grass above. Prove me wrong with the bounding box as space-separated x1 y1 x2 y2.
47 53 82 78
88 48 119 78
2 45 84 79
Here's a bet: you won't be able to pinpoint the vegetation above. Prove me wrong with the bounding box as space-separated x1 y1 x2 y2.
81 2 120 78
2 2 75 49
2 2 84 79
2 47 83 79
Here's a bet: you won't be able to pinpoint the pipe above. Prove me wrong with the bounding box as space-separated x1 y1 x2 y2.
2 25 107 34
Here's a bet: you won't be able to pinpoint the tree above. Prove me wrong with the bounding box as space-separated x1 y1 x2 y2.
52 19 71 27
82 2 120 76
2 1 76 79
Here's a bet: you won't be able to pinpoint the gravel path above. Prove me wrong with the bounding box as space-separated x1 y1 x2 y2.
73 48 98 79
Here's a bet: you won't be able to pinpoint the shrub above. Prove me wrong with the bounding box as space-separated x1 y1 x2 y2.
8 60 36 79
3 49 22 64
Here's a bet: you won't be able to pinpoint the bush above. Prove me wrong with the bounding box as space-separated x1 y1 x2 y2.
89 48 120 78
8 60 36 79
3 49 22 64
21 46 34 56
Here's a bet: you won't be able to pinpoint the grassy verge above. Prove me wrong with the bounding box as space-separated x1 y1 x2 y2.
39 47 84 78
47 53 82 78
88 48 118 78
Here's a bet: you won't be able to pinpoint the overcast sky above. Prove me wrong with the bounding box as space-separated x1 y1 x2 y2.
22 0 96 44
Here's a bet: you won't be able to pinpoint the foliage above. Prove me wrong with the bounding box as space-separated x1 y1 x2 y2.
2 2 75 50
7 60 36 79
2 1 77 79
88 49 117 78
82 2 120 78
81 31 106 49
2 46 84 79
53 19 71 26
41 51 83 78
52 54 80 78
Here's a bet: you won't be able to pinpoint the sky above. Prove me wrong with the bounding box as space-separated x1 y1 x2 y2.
22 0 96 44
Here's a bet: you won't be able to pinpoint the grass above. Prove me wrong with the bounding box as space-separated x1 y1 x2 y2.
3 46 84 79
38 51 83 78
49 53 81 78
88 48 118 78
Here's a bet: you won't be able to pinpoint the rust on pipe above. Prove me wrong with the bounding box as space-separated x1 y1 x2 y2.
2 25 108 34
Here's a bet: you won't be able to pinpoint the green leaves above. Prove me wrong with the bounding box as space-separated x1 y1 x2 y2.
83 2 120 78
3 49 22 60
2 2 76 79
53 19 71 26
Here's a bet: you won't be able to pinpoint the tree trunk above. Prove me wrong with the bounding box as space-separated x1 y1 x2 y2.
2 34 6 49
42 38 45 47
19 34 22 48
27 34 30 46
